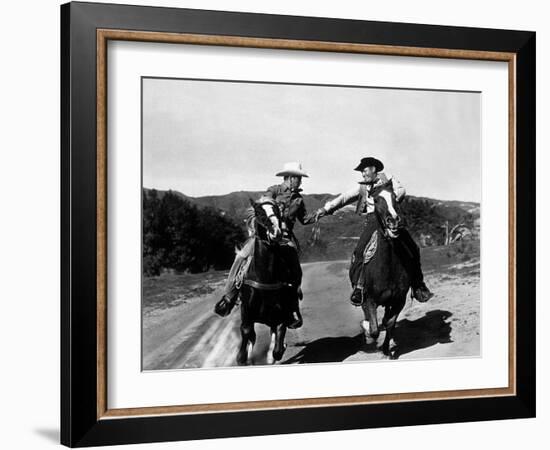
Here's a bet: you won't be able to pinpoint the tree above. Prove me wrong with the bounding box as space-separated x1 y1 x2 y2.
142 189 246 276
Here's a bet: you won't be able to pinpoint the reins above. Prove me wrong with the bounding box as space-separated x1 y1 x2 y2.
244 204 289 291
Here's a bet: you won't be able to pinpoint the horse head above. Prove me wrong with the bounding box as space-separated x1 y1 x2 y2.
249 198 282 243
371 180 404 238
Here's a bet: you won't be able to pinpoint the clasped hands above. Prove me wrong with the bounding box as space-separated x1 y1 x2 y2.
304 207 327 224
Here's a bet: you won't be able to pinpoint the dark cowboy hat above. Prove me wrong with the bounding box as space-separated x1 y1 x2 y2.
354 157 384 172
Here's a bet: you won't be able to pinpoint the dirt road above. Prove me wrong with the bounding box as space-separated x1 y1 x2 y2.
142 258 479 370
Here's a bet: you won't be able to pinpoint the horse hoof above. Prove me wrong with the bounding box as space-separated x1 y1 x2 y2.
382 345 398 359
273 344 287 362
361 321 375 344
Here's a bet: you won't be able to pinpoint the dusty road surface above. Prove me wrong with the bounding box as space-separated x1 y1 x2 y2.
142 256 480 370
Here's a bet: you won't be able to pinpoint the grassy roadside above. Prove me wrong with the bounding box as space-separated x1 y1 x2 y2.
142 270 227 313
142 239 480 313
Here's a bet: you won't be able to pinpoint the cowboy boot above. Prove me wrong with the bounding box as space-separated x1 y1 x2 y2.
412 282 434 303
214 294 237 317
350 286 364 306
350 262 366 306
287 309 303 329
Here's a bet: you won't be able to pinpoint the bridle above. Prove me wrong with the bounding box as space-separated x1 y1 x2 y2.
371 183 401 240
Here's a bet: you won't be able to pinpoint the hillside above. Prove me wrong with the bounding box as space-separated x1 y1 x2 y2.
145 187 479 263
150 189 332 218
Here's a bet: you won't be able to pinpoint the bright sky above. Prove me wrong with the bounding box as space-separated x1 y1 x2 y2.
143 78 481 202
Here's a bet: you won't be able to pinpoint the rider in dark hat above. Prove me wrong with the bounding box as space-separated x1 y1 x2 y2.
312 157 434 305
355 156 385 172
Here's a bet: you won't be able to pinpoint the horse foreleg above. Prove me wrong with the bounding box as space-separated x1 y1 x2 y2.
237 322 256 366
272 323 287 362
361 297 379 344
367 297 380 340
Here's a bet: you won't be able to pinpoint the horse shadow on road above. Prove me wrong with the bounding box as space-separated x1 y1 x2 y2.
281 309 453 364
392 309 453 358
282 333 365 364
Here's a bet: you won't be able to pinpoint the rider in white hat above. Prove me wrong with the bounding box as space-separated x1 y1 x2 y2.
215 162 315 328
275 161 310 178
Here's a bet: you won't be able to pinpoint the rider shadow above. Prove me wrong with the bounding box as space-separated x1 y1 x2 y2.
281 333 365 364
392 309 453 358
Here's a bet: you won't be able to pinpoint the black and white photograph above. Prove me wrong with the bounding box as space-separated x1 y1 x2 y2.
0 0 543 447
141 77 481 369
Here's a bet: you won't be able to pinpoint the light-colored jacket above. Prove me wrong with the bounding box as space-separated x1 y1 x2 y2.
322 172 406 215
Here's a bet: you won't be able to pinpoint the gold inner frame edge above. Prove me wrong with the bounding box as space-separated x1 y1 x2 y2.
96 29 517 420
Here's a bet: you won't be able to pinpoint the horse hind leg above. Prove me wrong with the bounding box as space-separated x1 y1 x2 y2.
381 316 398 358
271 323 287 362
266 331 276 365
382 299 405 359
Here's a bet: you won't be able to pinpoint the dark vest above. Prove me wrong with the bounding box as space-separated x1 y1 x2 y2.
355 184 370 215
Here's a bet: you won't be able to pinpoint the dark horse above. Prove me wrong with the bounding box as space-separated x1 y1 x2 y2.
236 200 298 365
359 180 411 358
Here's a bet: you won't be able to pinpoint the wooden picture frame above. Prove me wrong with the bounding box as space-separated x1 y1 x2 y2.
61 1 535 447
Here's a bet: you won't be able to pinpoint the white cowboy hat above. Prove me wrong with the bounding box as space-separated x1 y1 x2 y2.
275 161 309 177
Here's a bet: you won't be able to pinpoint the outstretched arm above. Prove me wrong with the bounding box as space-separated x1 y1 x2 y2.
386 173 406 202
308 186 361 222
323 186 360 213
